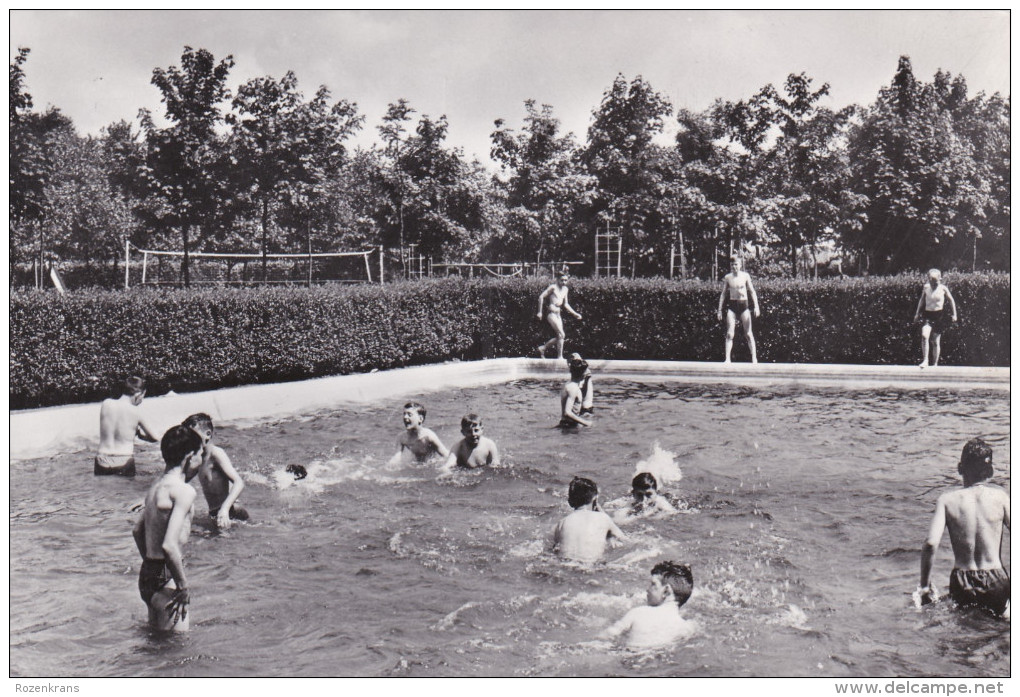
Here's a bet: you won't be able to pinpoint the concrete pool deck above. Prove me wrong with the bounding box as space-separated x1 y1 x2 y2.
9 358 1009 460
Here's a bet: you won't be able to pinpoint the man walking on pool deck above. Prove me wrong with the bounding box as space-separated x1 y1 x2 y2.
717 256 760 364
96 376 161 476
133 425 203 631
918 438 1010 616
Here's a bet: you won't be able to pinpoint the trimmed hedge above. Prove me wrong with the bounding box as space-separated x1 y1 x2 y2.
10 273 1009 409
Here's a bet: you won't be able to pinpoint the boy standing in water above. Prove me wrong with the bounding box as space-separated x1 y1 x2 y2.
133 425 203 631
601 561 697 647
397 402 449 462
717 256 760 364
537 270 582 360
913 268 958 368
553 476 628 562
559 354 594 428
95 376 161 476
440 414 500 472
183 413 248 529
918 438 1010 616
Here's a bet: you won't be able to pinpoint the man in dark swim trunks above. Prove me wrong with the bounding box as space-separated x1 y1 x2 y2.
717 256 760 364
918 438 1010 616
132 425 203 631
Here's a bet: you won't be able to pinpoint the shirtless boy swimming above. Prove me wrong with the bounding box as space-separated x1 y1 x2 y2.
397 402 449 462
918 438 1010 616
559 354 594 428
913 268 958 368
95 376 160 476
601 561 697 648
132 425 203 631
183 413 248 529
717 256 760 364
553 476 627 562
440 414 500 472
537 270 582 360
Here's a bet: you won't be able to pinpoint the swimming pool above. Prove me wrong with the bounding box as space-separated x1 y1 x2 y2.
9 377 1009 677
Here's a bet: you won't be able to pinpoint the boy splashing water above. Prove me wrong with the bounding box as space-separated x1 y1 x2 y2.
183 413 248 529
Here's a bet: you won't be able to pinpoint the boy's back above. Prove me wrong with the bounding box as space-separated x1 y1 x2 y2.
607 603 696 648
98 398 145 454
939 484 1009 570
554 509 621 562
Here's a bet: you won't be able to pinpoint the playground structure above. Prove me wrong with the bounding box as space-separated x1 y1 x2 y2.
594 222 623 277
124 241 384 288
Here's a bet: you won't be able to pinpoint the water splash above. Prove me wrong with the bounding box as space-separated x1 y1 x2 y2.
633 442 682 486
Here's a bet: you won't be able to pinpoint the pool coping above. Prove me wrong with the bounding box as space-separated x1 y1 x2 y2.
8 358 1009 460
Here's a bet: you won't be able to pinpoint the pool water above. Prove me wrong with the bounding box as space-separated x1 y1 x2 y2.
9 379 1010 677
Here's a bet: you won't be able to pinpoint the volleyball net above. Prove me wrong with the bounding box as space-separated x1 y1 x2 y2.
124 243 383 288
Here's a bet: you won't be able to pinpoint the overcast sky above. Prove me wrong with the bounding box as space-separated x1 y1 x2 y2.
9 10 1011 167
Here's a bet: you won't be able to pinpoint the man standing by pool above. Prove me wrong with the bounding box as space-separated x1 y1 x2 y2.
717 256 760 364
133 425 203 631
917 438 1010 616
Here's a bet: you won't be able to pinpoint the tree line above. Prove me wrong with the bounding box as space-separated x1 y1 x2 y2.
9 47 1010 284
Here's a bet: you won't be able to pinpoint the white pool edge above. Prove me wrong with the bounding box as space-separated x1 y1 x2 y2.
9 358 1009 460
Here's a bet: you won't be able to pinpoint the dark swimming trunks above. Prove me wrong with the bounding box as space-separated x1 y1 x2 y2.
209 504 250 522
921 309 949 333
139 558 171 605
949 567 1010 615
725 298 750 317
94 454 136 477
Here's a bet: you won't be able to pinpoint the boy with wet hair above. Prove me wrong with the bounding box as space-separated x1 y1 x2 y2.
440 413 500 472
918 437 1010 616
553 476 628 562
95 376 161 476
559 354 594 428
397 402 449 462
133 425 203 631
627 472 683 516
602 561 697 647
182 413 248 529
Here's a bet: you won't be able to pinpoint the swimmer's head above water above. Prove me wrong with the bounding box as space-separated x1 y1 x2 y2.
568 476 599 510
567 353 590 381
160 425 203 480
121 375 147 404
182 412 215 443
461 413 483 445
958 437 993 484
403 402 427 428
650 561 693 608
632 472 658 500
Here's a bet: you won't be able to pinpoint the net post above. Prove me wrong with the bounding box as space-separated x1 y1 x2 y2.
124 239 130 289
364 250 372 284
378 245 384 284
142 252 149 285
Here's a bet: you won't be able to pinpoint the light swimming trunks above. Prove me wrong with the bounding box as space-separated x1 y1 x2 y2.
94 454 136 477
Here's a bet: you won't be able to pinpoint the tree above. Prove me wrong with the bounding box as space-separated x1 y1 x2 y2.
228 71 363 276
488 100 594 263
717 73 861 276
846 56 1009 273
582 74 675 273
374 105 487 263
137 46 234 285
